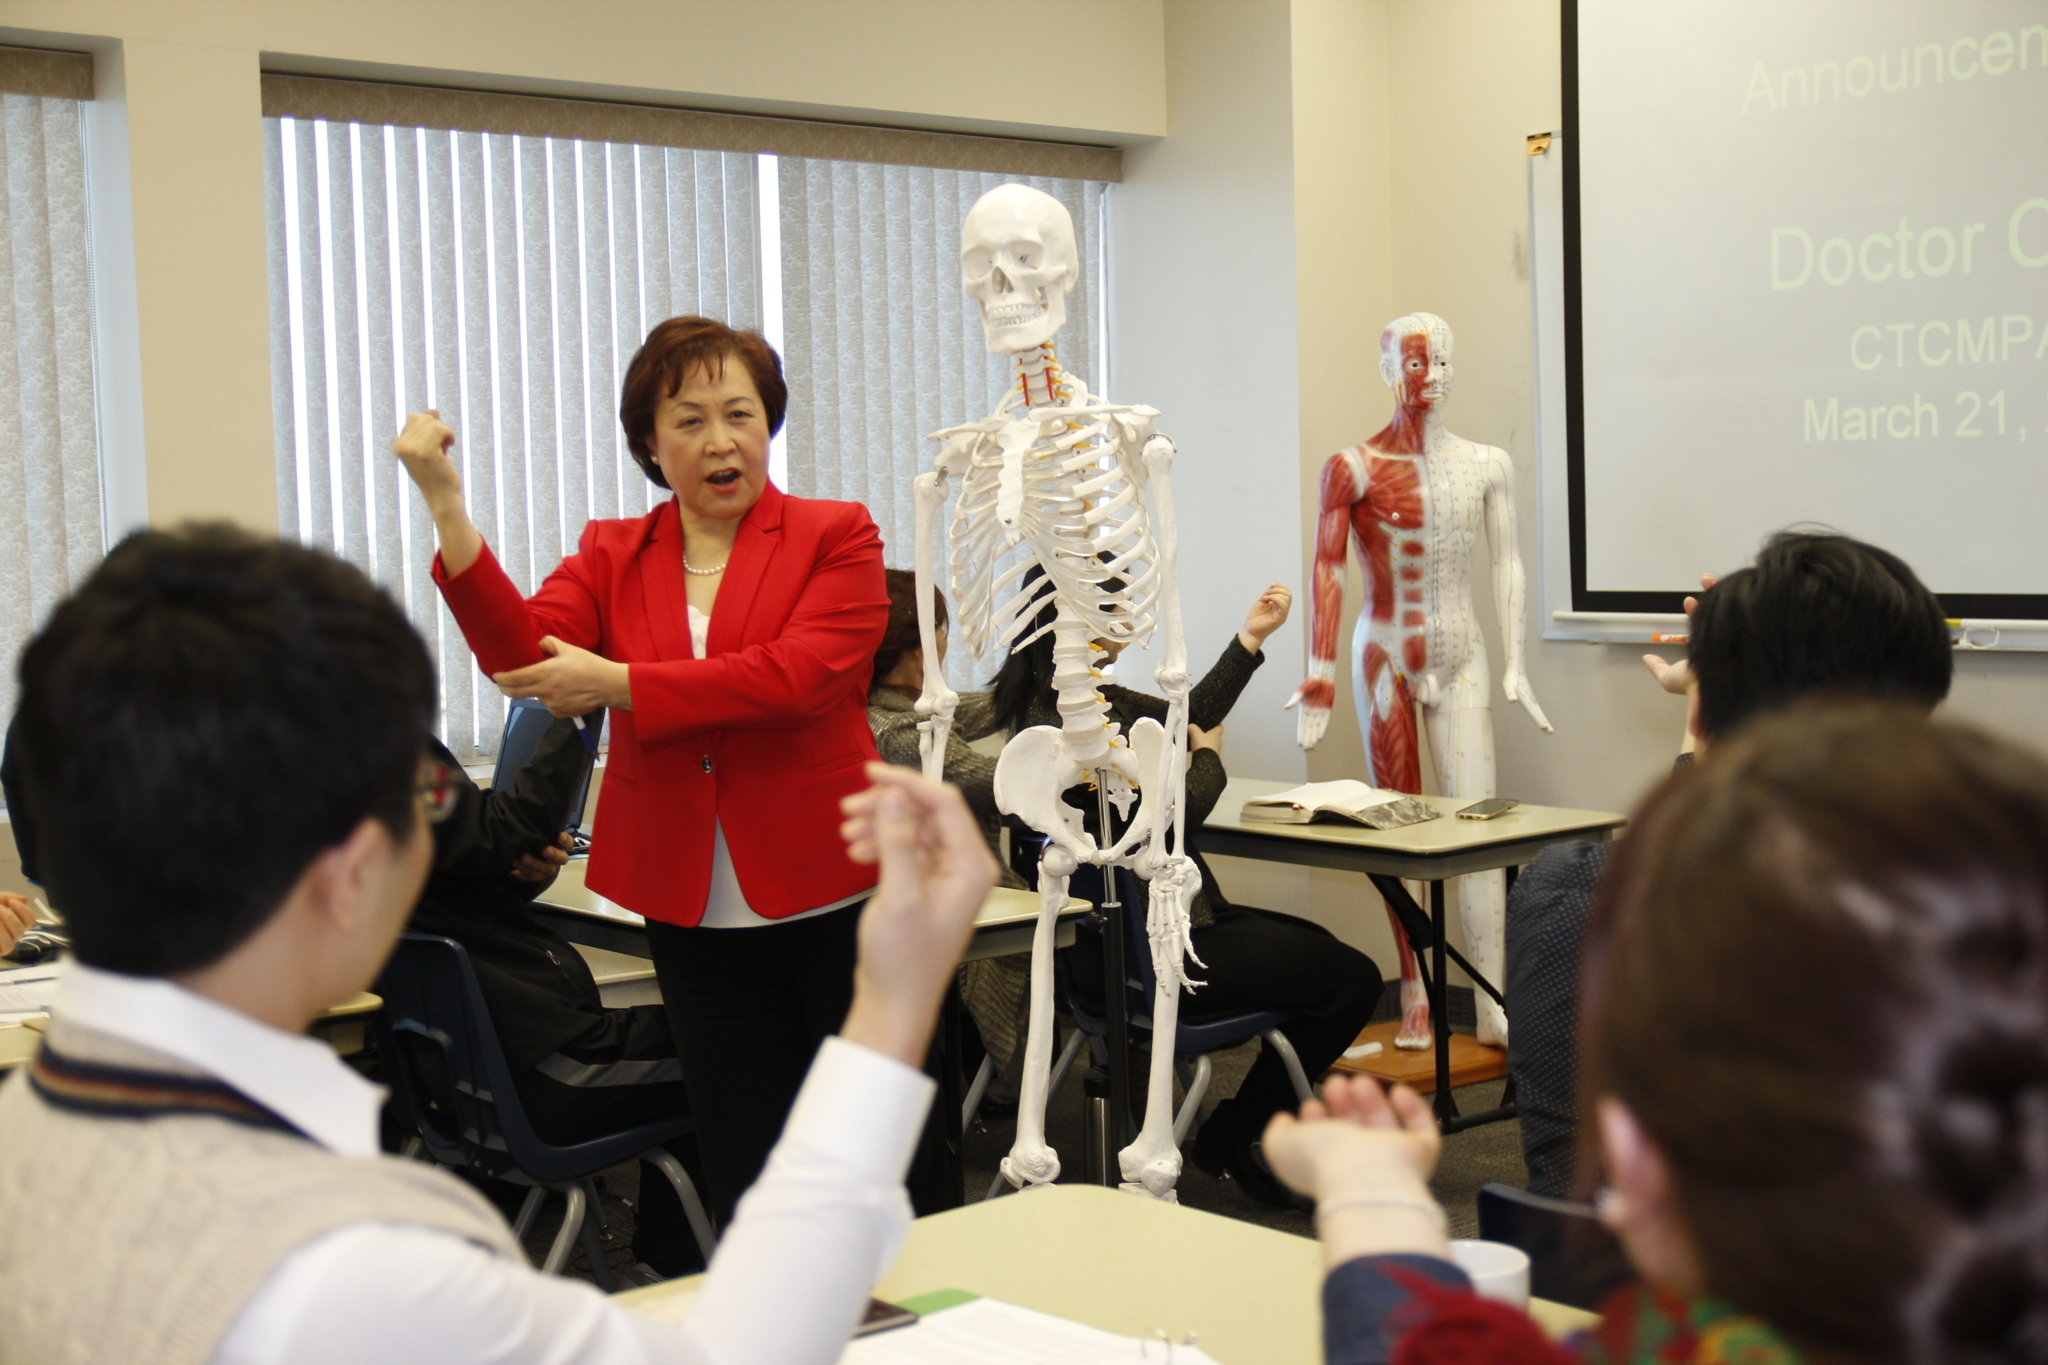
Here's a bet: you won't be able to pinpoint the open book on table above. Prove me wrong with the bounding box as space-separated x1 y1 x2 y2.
1237 780 1440 830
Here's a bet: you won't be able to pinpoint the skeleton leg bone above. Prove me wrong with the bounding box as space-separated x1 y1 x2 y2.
1119 855 1201 1201
1001 842 1078 1190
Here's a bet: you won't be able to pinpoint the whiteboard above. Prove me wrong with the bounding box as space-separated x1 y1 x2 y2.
1548 0 2048 628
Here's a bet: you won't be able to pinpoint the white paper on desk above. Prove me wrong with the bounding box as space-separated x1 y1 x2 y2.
842 1298 1223 1364
0 962 61 1015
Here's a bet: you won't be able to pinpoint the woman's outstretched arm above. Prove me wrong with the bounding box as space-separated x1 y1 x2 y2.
392 411 483 578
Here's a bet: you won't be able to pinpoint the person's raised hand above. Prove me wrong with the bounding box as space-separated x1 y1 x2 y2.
1263 1075 1448 1266
493 637 631 717
837 764 999 1066
1640 573 1718 697
1239 583 1293 653
509 832 574 884
0 892 34 957
392 411 462 508
1188 722 1223 754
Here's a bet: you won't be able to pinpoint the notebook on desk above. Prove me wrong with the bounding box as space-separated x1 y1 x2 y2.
1237 779 1438 831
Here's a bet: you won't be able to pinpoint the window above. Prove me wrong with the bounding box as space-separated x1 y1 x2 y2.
264 81 1114 754
0 64 104 725
774 159 1108 690
265 118 757 759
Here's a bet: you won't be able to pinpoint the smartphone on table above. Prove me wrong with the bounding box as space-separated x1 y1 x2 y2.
1455 798 1519 821
855 1298 919 1337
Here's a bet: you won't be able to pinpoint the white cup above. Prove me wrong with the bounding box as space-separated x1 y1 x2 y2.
1447 1238 1531 1309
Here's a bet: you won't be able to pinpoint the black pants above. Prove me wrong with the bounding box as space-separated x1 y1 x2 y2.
1072 904 1382 1150
645 906 864 1230
513 1004 701 1274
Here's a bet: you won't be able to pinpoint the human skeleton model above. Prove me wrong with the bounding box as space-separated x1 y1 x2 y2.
911 184 1199 1200
1292 314 1552 1050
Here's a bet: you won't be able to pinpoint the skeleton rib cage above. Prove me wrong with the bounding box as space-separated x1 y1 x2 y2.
939 373 1163 687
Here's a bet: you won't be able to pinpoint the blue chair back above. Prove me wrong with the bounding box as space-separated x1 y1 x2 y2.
1058 855 1297 1056
375 933 692 1185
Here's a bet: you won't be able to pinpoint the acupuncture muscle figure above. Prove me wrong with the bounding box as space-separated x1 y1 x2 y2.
1294 313 1551 1049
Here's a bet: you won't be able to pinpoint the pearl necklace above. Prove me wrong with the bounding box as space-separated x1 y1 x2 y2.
682 550 727 576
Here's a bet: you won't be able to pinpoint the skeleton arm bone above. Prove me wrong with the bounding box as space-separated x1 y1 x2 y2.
1291 453 1363 750
1479 446 1552 734
1139 433 1191 874
912 469 960 780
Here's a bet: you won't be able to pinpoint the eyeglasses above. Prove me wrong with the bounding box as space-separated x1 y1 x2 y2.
416 760 460 823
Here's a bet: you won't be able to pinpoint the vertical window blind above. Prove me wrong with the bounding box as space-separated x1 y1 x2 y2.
0 91 102 724
264 116 758 758
266 99 1109 750
776 162 1107 688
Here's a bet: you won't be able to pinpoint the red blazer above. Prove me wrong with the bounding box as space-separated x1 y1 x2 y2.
434 484 888 927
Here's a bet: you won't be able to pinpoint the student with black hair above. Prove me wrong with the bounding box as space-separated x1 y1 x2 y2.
0 523 997 1365
991 563 1382 1208
1506 529 1955 1196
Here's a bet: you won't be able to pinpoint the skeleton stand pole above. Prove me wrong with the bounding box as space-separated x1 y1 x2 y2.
1093 772 1135 1164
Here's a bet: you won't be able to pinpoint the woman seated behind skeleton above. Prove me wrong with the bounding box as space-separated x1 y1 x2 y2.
1273 701 2048 1365
988 562 1384 1209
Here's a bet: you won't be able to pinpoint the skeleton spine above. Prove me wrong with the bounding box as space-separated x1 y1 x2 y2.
1009 343 1114 765
1051 613 1111 765
1014 343 1060 407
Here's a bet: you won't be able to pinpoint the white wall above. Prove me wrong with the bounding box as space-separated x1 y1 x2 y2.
1106 0 1325 931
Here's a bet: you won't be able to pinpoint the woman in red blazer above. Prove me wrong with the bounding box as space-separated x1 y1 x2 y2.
393 317 889 1228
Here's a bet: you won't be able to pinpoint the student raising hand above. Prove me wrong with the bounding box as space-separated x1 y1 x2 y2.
838 763 1000 1066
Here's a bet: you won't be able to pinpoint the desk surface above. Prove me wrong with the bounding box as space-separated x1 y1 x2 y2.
0 989 382 1072
537 861 1085 940
1202 777 1626 879
618 1183 1597 1363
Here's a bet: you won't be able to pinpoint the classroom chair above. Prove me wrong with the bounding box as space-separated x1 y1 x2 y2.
374 933 715 1286
1476 1182 1633 1311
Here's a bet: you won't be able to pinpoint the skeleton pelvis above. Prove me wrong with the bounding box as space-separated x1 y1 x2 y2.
995 720 1164 862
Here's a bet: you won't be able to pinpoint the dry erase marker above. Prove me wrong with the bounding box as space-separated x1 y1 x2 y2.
1650 634 1688 644
574 714 598 752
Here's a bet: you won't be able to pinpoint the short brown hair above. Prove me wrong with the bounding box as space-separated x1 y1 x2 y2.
1585 702 2048 1361
617 316 788 489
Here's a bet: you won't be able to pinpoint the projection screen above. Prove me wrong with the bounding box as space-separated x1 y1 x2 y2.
1565 0 2048 617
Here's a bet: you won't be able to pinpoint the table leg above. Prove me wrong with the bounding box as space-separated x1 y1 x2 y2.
1363 873 1518 1136
1429 880 1457 1126
905 992 968 1213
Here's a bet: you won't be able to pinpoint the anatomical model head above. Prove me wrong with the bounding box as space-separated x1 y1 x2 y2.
1378 312 1454 410
961 184 1079 354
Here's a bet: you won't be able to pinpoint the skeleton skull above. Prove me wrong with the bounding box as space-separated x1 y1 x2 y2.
961 184 1078 354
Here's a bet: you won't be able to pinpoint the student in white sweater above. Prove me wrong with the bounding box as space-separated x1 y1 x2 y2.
0 523 998 1365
